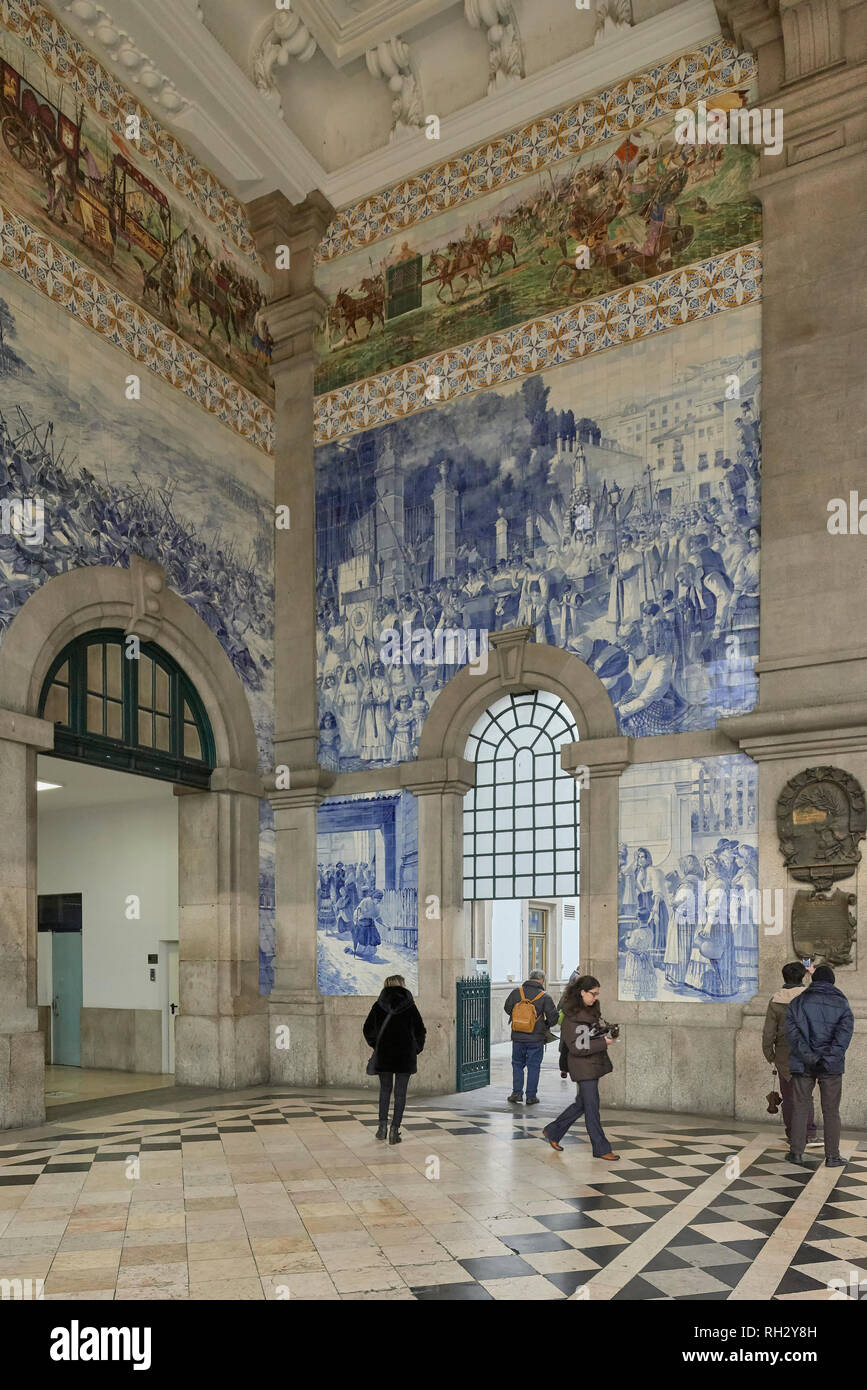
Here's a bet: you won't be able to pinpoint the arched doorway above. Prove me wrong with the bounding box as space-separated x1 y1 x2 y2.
0 564 267 1131
408 627 623 1094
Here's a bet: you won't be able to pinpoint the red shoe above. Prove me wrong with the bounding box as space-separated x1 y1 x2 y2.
542 1129 563 1152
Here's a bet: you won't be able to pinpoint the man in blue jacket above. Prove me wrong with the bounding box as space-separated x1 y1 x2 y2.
785 965 854 1169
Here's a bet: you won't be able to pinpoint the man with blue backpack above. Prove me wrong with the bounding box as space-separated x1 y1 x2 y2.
785 964 854 1169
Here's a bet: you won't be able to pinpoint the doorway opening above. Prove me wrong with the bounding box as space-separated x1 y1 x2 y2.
35 626 214 1109
462 690 581 1077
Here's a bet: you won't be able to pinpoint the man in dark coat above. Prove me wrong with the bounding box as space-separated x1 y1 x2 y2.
503 970 558 1106
363 976 426 1144
785 965 854 1168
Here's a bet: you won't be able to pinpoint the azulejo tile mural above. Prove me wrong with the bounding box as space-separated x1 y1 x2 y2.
314 244 762 444
618 755 758 1004
0 8 272 401
314 90 761 394
316 790 419 997
318 38 756 264
315 306 761 766
0 203 274 453
0 278 276 983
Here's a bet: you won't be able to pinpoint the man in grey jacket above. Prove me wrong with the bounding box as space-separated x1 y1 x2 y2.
503 969 558 1106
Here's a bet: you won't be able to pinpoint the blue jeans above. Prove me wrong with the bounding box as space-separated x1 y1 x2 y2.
546 1078 611 1156
511 1040 544 1099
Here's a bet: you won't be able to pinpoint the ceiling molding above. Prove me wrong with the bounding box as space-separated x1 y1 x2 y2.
290 0 457 68
320 0 723 209
48 0 722 209
248 9 318 117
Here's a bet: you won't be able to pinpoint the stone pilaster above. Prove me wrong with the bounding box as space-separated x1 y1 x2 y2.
0 711 53 1129
247 189 336 1084
562 736 630 1105
713 0 867 1122
402 758 475 1094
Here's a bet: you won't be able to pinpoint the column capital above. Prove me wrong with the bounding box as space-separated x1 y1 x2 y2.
246 188 335 301
720 702 867 761
0 707 54 750
266 765 336 810
401 756 476 796
174 766 264 798
561 735 631 779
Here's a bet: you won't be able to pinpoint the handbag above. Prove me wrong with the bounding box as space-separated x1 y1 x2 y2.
366 1009 392 1075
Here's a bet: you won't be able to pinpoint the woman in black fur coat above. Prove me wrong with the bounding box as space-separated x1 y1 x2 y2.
363 975 427 1144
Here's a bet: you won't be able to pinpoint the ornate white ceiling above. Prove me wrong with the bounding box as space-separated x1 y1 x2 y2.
55 0 725 208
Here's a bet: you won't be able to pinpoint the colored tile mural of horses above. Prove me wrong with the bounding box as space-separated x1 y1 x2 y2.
314 88 761 394
0 20 272 401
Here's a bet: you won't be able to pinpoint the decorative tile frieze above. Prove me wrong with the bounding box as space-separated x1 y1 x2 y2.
0 0 260 263
313 242 762 443
0 200 274 453
318 36 757 263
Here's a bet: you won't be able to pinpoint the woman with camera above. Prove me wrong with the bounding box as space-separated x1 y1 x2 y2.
542 975 620 1159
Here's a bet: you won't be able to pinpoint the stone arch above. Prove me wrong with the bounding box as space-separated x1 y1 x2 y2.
0 564 259 775
0 564 267 1131
418 630 619 763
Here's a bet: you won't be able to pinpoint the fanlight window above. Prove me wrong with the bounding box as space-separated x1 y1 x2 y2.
39 629 215 787
462 690 580 900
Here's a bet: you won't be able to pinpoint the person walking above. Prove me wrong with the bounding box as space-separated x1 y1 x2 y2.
542 975 619 1160
785 965 854 1169
504 969 558 1106
762 961 818 1150
363 975 426 1145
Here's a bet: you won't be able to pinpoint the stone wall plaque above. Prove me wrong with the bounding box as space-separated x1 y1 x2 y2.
791 888 857 967
777 765 866 892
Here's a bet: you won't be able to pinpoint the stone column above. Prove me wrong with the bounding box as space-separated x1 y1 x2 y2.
403 757 475 1093
432 462 456 580
715 0 867 1122
562 736 630 1106
0 711 52 1129
174 767 268 1089
246 190 336 1084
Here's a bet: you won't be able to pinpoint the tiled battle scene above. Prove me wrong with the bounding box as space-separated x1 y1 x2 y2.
3 1062 864 1303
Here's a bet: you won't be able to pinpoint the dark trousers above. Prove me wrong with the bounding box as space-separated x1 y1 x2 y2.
511 1040 544 1100
778 1072 816 1145
790 1073 842 1158
378 1071 410 1126
546 1077 611 1156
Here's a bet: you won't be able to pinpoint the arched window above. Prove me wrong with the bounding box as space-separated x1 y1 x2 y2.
38 628 215 788
462 690 579 900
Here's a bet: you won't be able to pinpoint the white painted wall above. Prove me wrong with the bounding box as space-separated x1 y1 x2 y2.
37 798 179 1011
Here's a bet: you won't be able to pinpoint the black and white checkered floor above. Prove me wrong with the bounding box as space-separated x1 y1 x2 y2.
1 1091 864 1300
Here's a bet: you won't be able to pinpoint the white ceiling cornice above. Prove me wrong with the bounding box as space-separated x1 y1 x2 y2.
291 0 458 67
321 0 724 208
50 0 724 210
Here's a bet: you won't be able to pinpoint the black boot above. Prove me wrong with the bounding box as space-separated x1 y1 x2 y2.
825 1155 845 1168
388 1125 401 1145
786 1150 814 1168
375 1122 388 1140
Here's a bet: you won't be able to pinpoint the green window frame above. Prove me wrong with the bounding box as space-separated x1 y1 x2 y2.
462 690 580 900
38 628 215 788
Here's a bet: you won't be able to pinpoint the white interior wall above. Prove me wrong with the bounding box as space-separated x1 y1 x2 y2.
37 795 178 1011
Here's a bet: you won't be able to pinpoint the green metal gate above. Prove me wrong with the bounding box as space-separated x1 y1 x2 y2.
456 974 490 1092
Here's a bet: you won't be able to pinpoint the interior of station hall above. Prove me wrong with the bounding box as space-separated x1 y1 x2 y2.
0 0 866 1265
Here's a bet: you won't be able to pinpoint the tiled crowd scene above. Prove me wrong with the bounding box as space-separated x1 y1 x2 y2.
2 1078 865 1302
